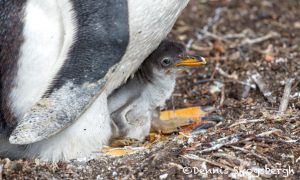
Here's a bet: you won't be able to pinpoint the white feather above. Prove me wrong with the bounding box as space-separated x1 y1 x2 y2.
26 92 112 162
104 0 189 94
10 0 76 119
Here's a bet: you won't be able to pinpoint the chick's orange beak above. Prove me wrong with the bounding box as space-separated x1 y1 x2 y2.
176 56 206 67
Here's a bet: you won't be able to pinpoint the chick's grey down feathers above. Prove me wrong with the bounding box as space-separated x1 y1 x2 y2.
108 40 185 140
135 40 185 83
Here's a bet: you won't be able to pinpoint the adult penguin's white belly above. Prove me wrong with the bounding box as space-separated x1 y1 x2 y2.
0 0 189 161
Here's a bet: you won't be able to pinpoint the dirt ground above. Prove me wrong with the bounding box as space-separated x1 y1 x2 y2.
1 0 300 179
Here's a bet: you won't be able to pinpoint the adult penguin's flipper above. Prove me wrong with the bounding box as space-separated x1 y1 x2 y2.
9 81 106 144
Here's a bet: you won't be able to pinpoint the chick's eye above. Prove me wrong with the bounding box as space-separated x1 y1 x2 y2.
161 58 171 66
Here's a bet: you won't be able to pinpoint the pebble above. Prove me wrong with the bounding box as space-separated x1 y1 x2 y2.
159 173 168 180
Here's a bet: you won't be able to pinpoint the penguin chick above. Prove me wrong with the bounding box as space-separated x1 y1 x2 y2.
107 40 206 141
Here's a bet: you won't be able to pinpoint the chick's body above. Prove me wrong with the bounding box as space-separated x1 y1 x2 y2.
108 40 184 140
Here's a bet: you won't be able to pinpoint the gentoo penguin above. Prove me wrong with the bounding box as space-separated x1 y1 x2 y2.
108 40 206 141
0 0 190 161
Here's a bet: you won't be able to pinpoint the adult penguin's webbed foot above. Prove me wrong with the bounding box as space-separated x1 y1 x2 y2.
191 109 225 135
151 106 224 135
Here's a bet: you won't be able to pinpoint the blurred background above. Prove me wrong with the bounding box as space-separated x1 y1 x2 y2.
167 0 300 119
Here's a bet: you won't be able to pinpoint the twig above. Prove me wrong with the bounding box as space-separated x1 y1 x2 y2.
290 92 300 99
256 129 282 137
220 85 225 108
229 119 265 128
191 41 214 51
241 77 253 99
250 70 276 103
223 29 251 39
198 134 244 153
197 129 285 154
230 146 275 169
216 65 256 88
182 154 235 171
199 29 252 43
202 7 225 32
193 79 214 85
278 78 295 115
198 7 226 41
212 153 271 178
240 32 280 46
216 65 237 79
296 156 300 163
212 153 252 167
185 39 194 51
254 137 299 144
168 162 183 170
198 30 230 43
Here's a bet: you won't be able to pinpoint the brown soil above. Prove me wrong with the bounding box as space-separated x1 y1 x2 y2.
1 0 300 179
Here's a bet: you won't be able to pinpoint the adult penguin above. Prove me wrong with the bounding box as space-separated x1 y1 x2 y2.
0 0 189 161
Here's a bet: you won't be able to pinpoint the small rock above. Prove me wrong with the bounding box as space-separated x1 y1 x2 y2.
112 171 117 176
294 22 300 29
187 137 194 144
159 173 168 180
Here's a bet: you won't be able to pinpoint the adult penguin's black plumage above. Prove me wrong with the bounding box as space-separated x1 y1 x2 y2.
0 0 189 161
